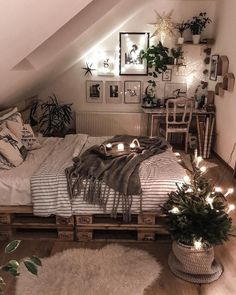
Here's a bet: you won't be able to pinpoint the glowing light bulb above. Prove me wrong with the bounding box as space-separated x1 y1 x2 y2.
215 187 222 193
175 152 180 157
225 188 234 197
183 176 191 184
196 156 203 167
200 166 207 173
130 142 136 149
227 204 235 214
194 238 203 250
169 207 180 214
186 188 193 193
206 195 214 209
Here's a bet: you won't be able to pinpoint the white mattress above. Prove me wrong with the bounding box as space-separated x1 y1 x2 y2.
0 137 62 205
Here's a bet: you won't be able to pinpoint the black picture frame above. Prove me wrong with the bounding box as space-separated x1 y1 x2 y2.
119 32 149 76
209 55 219 81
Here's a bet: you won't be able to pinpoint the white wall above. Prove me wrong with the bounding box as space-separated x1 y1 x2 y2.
209 0 236 168
39 0 217 115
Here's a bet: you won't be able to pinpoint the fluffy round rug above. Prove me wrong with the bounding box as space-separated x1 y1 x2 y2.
15 244 161 295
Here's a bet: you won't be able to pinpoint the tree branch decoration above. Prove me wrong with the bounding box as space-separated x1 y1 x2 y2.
0 240 41 294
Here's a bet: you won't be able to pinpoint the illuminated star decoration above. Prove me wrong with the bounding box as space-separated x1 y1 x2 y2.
82 63 96 76
149 10 176 43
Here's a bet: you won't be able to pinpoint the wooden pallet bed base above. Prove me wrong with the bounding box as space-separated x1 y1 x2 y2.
0 206 74 241
0 206 169 242
75 213 169 242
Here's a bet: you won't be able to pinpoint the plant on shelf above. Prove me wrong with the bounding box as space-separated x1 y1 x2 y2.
161 154 233 283
171 47 184 65
176 21 189 44
187 12 212 44
39 94 73 137
0 240 41 294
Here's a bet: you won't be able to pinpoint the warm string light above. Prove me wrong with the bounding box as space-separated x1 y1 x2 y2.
183 175 191 184
215 187 222 193
227 204 235 214
206 195 215 209
200 166 207 173
169 206 180 214
193 238 203 250
225 188 234 198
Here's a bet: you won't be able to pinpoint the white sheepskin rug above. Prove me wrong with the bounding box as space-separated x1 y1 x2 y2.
15 244 161 295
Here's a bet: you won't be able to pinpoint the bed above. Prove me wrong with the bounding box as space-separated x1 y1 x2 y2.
0 133 186 241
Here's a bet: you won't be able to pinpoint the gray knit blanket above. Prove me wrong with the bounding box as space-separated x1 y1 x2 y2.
65 135 168 221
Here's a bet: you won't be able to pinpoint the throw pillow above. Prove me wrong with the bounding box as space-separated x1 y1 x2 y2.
0 126 28 167
7 121 41 150
0 107 22 126
0 154 14 170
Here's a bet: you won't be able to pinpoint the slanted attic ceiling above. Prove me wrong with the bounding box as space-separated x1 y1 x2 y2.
0 0 218 107
0 0 154 107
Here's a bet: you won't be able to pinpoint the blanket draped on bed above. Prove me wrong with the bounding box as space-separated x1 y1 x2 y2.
65 135 168 221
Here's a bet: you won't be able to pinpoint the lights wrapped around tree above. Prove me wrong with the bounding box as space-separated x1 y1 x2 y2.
162 153 234 283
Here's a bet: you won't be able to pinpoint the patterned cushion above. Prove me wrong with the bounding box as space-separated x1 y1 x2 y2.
7 121 41 150
0 107 22 126
0 126 28 167
0 154 14 170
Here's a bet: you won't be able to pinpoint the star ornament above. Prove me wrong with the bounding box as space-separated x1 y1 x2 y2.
82 62 96 76
149 10 176 43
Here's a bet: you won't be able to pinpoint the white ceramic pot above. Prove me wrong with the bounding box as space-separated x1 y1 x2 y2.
192 34 201 44
177 37 184 45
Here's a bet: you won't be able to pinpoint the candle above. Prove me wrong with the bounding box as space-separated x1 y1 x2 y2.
117 143 124 151
130 142 136 149
224 188 234 198
106 143 112 149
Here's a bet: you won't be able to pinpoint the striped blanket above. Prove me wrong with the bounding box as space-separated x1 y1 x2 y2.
31 134 186 218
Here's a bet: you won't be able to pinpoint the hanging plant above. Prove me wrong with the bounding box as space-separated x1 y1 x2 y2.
140 41 170 87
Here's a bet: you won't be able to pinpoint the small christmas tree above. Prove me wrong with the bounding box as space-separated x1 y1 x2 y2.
162 154 234 249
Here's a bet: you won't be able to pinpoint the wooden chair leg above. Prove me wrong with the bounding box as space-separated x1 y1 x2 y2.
185 132 188 153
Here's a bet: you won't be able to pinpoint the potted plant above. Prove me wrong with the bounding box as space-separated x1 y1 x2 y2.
171 47 184 65
39 94 73 137
0 240 41 293
161 156 233 283
188 12 212 44
176 21 189 44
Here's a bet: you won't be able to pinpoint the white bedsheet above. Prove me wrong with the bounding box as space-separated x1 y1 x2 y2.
0 136 70 205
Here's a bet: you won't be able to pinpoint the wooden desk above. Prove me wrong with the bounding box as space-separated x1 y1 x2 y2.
143 107 215 158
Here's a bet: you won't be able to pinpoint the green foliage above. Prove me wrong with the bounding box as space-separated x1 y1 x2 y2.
161 165 232 247
176 21 189 37
187 12 212 35
140 41 170 85
39 94 72 136
0 240 42 294
171 47 184 59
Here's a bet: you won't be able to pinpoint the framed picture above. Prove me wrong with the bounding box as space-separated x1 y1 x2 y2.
97 51 116 76
162 69 172 81
105 81 123 104
209 55 219 81
119 32 149 76
86 80 103 103
124 81 141 104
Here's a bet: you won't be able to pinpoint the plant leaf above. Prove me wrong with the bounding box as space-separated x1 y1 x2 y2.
5 240 21 254
30 256 42 266
24 260 38 276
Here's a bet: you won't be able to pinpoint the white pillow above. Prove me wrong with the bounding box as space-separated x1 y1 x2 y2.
0 126 28 167
7 121 41 150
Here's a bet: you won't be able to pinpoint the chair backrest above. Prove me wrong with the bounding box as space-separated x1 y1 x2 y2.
166 98 193 127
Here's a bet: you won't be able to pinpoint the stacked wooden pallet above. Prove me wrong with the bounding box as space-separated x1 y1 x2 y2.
0 207 74 241
75 213 169 242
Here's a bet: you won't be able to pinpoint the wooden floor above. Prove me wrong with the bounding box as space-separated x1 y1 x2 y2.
1 156 236 295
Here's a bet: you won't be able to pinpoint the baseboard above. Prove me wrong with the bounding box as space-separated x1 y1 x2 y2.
212 150 236 178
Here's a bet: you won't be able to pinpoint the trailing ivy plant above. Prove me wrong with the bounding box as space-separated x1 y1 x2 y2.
0 240 42 294
140 41 170 87
39 94 73 136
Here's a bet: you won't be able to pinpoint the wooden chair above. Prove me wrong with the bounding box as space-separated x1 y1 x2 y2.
166 98 193 153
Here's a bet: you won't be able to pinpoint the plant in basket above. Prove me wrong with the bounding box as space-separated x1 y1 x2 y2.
161 154 233 283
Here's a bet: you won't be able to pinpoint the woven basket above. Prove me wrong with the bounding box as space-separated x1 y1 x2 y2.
168 241 223 283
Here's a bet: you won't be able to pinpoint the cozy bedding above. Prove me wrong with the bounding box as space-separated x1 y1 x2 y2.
0 134 186 217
